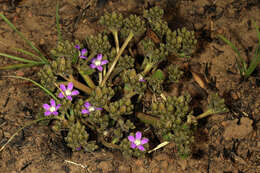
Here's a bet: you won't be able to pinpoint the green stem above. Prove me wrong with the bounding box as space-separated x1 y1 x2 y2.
196 109 214 120
63 75 92 94
0 116 61 152
112 30 119 53
143 62 154 75
78 69 96 89
101 31 134 87
136 112 160 128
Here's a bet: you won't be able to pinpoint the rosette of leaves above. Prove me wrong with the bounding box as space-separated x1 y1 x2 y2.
140 38 168 74
143 7 169 39
166 27 197 58
38 56 73 91
99 11 124 32
207 93 229 114
121 14 146 39
167 64 184 83
65 121 98 152
50 40 81 63
88 86 115 107
121 69 147 95
38 65 57 92
108 97 134 121
143 6 164 22
85 33 111 55
149 20 169 39
147 69 165 95
148 94 194 157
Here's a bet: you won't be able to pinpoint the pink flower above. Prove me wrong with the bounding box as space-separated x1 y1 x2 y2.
43 99 61 116
90 54 108 71
58 82 79 101
128 131 149 151
75 45 87 59
81 102 103 114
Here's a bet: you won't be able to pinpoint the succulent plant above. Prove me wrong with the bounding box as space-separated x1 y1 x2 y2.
99 12 124 32
166 27 197 58
13 6 226 159
167 64 184 83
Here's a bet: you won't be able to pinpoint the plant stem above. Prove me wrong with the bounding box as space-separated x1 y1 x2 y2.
64 75 92 94
78 70 96 89
101 31 134 87
136 112 160 128
195 109 214 120
112 30 119 53
143 62 154 75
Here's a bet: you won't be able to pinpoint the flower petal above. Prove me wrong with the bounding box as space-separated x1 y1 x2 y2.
75 45 80 50
97 66 103 71
50 99 56 107
71 90 79 96
91 58 96 63
84 102 91 108
67 82 74 90
90 64 96 69
52 111 58 116
56 104 61 110
67 95 72 101
82 109 90 114
135 131 142 140
137 145 145 151
95 107 103 111
97 54 102 60
80 55 86 59
81 49 87 55
58 92 64 98
130 143 137 149
101 60 108 65
44 111 51 116
128 135 135 142
43 104 50 110
60 84 66 91
141 138 149 145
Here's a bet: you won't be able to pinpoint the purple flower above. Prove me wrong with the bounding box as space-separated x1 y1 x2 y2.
75 45 87 59
90 54 108 71
128 131 149 151
43 99 61 116
138 74 146 82
76 146 81 151
81 102 103 114
58 82 79 101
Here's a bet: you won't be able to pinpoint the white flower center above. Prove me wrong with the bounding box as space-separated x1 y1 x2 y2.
134 139 141 146
65 89 72 96
88 106 95 112
49 106 56 112
95 60 101 66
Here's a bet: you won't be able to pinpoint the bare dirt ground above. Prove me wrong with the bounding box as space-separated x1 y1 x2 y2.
0 0 260 172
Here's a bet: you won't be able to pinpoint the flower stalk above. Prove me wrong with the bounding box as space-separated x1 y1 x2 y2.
101 31 134 87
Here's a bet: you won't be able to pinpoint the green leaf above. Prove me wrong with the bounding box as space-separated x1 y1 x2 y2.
218 34 247 76
152 69 165 80
244 21 260 78
0 14 48 63
0 53 41 63
2 76 58 101
0 62 45 70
